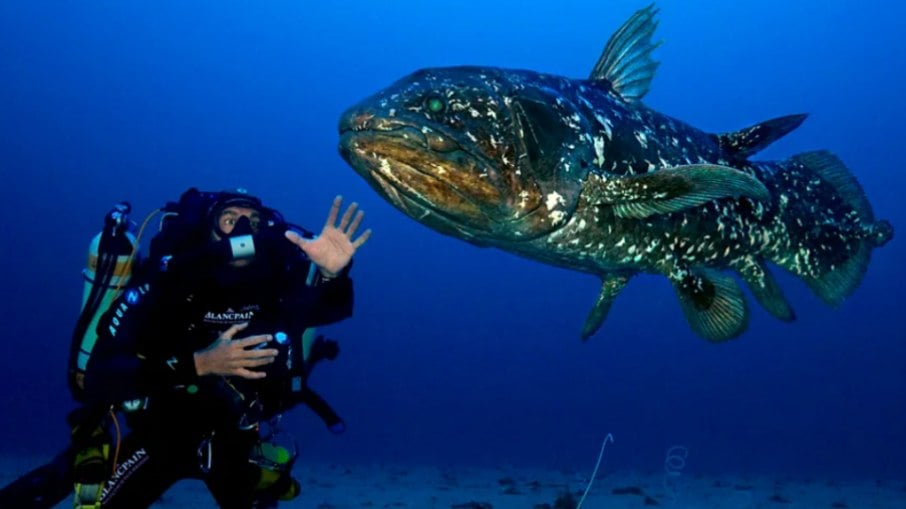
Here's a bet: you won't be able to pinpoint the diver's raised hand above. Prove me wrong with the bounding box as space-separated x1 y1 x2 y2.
285 195 372 277
193 322 278 379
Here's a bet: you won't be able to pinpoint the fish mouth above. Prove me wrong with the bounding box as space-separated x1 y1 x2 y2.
338 120 499 238
339 112 464 153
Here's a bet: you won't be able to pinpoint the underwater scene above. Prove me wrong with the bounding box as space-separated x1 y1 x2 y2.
1 1 904 507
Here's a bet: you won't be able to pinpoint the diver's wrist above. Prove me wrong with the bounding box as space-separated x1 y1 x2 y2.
317 267 338 280
193 351 209 377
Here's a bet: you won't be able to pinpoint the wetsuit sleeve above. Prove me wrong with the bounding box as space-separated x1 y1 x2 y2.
82 284 200 405
277 258 354 328
284 263 353 327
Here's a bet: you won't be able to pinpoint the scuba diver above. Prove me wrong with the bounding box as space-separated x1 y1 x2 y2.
0 188 370 508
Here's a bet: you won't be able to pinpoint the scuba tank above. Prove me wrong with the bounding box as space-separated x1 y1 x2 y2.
67 202 138 509
68 202 137 401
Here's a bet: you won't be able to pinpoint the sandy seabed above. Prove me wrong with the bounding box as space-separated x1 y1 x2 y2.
3 455 905 508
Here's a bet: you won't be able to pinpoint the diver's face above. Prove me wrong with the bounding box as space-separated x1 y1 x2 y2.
212 206 261 267
216 206 261 235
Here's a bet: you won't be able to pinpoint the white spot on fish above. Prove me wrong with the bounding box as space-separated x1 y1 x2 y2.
545 191 565 210
634 131 648 149
593 136 606 167
567 113 582 130
595 115 613 139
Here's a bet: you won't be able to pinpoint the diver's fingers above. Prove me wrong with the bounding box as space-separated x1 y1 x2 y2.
220 322 249 340
234 334 272 349
337 202 358 231
243 348 278 358
347 210 364 237
284 230 306 247
352 228 372 249
241 357 276 368
324 195 342 230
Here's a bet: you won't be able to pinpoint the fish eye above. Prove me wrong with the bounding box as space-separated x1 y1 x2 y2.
425 96 446 113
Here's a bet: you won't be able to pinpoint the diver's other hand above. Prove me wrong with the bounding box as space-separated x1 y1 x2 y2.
194 322 278 379
285 195 372 278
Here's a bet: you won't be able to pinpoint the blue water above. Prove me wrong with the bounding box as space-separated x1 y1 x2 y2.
1 0 903 482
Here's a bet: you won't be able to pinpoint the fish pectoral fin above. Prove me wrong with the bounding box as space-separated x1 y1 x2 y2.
588 4 662 103
668 267 749 342
730 256 795 322
581 272 632 340
589 164 771 219
716 114 808 159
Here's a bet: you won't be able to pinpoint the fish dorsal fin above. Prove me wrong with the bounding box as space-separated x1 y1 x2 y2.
717 114 808 158
589 3 662 103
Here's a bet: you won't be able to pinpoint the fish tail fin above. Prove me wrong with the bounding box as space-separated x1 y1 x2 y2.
770 151 893 306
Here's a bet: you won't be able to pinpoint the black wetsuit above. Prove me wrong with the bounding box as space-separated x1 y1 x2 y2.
0 252 353 509
86 252 352 509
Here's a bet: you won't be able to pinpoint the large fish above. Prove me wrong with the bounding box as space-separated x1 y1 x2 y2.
338 5 893 341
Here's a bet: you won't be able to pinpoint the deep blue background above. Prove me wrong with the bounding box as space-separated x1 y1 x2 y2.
1 0 903 479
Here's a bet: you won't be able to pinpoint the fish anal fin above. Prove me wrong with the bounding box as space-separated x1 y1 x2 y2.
669 267 749 342
717 114 808 159
581 272 632 340
589 4 662 103
731 256 795 322
587 164 770 219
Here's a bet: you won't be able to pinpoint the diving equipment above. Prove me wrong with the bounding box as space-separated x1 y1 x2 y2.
68 203 137 400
